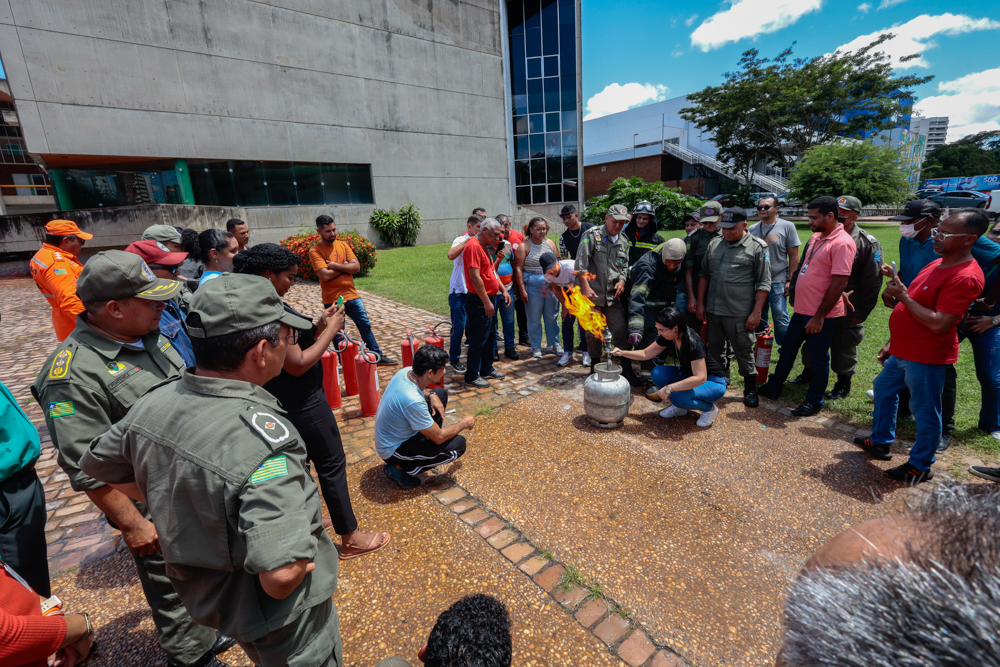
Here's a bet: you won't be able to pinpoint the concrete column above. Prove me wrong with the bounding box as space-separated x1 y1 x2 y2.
49 169 73 211
173 159 195 205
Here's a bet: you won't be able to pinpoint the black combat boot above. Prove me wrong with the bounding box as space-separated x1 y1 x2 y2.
743 375 759 408
826 376 851 400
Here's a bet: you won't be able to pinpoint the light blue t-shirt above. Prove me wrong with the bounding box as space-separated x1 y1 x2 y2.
198 270 222 286
374 368 434 459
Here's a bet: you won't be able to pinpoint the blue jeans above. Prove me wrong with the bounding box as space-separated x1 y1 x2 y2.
763 311 840 404
675 290 688 316
326 297 381 354
497 289 516 352
524 273 559 350
968 325 1000 433
757 281 790 346
651 366 727 412
463 293 498 382
449 293 466 363
871 356 945 471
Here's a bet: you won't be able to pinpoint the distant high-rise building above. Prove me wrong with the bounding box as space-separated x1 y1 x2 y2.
911 116 949 152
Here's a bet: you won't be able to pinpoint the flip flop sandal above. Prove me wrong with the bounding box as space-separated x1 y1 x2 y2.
339 532 392 560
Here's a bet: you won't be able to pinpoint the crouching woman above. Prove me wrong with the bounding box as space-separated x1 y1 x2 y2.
612 307 727 427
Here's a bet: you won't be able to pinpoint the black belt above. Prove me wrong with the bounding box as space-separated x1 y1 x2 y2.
1 465 36 485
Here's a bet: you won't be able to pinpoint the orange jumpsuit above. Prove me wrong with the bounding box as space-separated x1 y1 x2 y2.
30 244 85 341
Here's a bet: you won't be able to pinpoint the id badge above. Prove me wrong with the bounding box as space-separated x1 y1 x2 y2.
800 264 808 275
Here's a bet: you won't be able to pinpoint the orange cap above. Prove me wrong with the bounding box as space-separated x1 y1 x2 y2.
44 219 93 240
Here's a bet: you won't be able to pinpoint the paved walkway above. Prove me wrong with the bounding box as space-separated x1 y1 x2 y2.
1 275 990 666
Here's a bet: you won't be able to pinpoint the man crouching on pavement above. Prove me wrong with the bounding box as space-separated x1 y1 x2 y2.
81 273 343 666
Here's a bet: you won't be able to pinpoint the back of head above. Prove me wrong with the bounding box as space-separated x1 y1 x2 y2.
181 228 201 256
424 594 512 667
949 208 990 238
412 344 448 376
232 243 301 276
199 228 234 263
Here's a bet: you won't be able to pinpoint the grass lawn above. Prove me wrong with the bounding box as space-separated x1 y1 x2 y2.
354 225 998 459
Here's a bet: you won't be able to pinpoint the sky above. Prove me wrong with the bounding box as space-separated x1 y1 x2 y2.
581 0 1000 141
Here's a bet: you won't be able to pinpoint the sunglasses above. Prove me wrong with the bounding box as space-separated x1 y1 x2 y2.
149 264 179 273
756 205 773 211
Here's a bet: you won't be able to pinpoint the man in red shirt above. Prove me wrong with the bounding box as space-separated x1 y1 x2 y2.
760 197 856 416
854 211 986 483
462 218 512 387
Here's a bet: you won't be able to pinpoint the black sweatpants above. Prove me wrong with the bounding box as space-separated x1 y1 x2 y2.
386 388 467 475
285 390 358 535
0 466 49 596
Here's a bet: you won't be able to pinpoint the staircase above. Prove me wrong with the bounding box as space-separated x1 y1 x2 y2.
662 141 788 193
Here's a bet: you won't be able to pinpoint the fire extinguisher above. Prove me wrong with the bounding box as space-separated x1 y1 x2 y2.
355 343 382 417
401 328 420 367
320 349 342 409
755 326 774 385
425 322 450 389
336 338 360 396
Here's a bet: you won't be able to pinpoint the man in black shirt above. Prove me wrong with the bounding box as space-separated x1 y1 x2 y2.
556 204 595 367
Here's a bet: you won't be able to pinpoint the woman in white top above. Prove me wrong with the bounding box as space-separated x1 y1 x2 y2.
514 217 562 358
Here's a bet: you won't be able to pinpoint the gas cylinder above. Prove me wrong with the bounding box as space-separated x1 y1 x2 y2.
755 328 774 384
320 350 342 409
355 347 381 417
338 340 359 396
401 329 420 367
583 363 632 428
425 323 447 389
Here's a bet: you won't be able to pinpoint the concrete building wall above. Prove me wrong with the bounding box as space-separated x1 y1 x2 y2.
0 0 513 244
583 95 717 162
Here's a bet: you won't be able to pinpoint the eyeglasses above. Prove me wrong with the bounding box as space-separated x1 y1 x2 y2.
931 229 974 240
559 214 573 219
756 205 773 211
243 330 298 355
149 264 179 273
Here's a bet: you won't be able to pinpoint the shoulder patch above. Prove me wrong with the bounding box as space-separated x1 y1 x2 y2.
249 454 288 483
53 268 68 276
49 349 72 380
249 411 291 444
47 400 75 418
106 361 129 376
873 249 882 262
157 335 172 353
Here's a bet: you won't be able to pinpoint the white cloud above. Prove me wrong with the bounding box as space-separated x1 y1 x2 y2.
583 83 670 121
689 0 823 52
877 0 907 9
834 13 1000 68
917 67 1000 140
858 3 871 13
684 14 699 27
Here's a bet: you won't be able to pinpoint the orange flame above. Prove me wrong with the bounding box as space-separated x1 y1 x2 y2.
563 285 607 337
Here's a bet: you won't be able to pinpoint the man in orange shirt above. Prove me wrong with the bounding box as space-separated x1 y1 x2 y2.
309 214 397 365
30 220 92 341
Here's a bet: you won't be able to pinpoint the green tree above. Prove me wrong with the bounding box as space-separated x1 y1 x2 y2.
787 142 910 206
680 36 932 177
581 177 704 230
920 134 1000 179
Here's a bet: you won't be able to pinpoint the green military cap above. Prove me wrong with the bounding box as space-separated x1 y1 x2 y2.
698 201 723 223
837 195 863 213
77 249 182 302
607 204 629 221
141 224 182 244
187 273 311 338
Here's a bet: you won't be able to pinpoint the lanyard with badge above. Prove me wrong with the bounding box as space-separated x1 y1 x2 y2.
799 236 831 276
2 560 63 614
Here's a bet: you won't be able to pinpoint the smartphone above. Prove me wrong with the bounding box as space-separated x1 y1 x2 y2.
336 296 344 308
891 261 897 280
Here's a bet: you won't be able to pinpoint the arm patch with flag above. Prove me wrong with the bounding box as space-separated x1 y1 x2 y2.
250 455 288 484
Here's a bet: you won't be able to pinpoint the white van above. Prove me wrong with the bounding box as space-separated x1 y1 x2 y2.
987 190 1000 218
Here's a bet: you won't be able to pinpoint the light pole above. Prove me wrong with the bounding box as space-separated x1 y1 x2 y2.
633 133 639 177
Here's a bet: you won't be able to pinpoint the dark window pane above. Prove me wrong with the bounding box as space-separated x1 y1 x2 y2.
542 0 558 25
544 77 560 112
547 157 561 185
209 163 237 206
546 112 560 132
561 110 577 134
231 160 268 206
542 23 558 55
561 86 575 112
528 79 544 114
525 0 541 28
64 171 100 208
515 135 530 160
563 154 578 180
293 163 324 205
190 162 235 206
516 186 532 205
347 165 374 204
532 185 547 204
544 55 558 77
514 115 528 135
562 131 577 158
263 162 297 206
560 26 576 77
548 184 563 202
515 160 531 186
511 37 526 94
545 131 562 156
564 182 578 202
514 93 528 116
559 0 575 25
525 27 541 57
529 134 545 159
321 164 350 204
530 158 546 184
528 114 543 134
508 0 524 33
527 57 542 79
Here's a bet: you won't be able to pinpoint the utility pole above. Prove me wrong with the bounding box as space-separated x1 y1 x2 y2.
633 133 639 177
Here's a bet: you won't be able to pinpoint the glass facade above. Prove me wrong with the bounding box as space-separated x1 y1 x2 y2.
508 0 579 207
64 166 185 208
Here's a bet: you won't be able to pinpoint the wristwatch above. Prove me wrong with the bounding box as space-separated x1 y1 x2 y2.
992 317 999 327
82 612 93 637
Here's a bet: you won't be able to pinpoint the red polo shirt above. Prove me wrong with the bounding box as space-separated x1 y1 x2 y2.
463 237 499 296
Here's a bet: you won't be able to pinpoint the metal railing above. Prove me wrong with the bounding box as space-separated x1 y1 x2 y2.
661 141 789 193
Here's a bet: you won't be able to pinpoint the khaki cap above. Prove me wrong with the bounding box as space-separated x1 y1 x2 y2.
141 224 182 244
661 238 687 261
76 250 181 302
837 196 863 213
607 204 629 221
698 201 723 223
186 273 311 339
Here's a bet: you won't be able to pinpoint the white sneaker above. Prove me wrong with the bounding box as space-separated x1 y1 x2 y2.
659 405 689 419
866 389 875 401
556 352 572 367
552 344 565 355
990 431 1000 441
581 352 592 367
696 405 719 427
531 349 542 359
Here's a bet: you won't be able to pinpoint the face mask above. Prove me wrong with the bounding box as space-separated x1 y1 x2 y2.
899 223 919 238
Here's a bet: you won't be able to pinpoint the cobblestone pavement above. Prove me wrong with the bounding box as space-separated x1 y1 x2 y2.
2 275 987 666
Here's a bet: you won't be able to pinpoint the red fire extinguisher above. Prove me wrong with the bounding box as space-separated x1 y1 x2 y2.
755 326 774 385
336 339 359 396
401 328 420 367
355 344 382 417
320 349 342 409
424 322 449 389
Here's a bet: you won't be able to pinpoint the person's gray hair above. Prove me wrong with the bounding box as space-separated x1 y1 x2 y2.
480 217 502 233
782 563 1000 666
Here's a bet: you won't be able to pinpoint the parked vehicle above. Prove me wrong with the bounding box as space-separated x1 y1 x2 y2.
986 190 1000 218
749 191 787 206
910 189 946 200
927 190 989 209
778 192 801 207
710 193 734 207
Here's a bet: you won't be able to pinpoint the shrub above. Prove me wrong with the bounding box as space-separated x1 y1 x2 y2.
397 204 422 246
581 177 705 230
280 229 378 280
369 205 423 247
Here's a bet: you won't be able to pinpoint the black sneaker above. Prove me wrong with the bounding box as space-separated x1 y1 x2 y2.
757 383 781 400
504 349 520 360
211 633 237 656
969 466 1000 483
383 464 421 489
451 360 467 373
377 355 399 366
465 377 490 388
791 401 821 417
936 433 953 453
482 370 506 380
826 378 851 400
788 371 811 385
853 436 893 460
885 462 934 484
743 375 759 408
